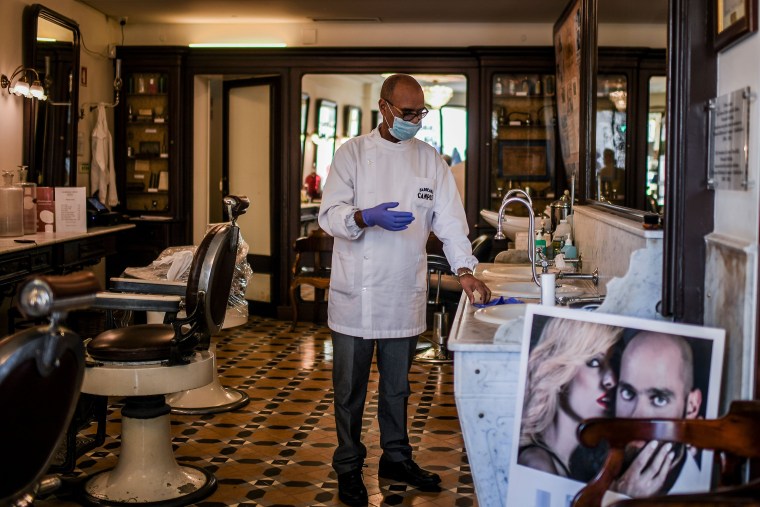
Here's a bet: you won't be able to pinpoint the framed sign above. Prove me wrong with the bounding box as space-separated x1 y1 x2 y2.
714 0 757 51
497 140 551 181
507 305 725 506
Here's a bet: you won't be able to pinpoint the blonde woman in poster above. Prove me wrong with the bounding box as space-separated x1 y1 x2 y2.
518 318 623 478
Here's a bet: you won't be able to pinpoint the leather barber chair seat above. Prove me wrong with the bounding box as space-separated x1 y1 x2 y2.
0 271 100 506
79 195 248 506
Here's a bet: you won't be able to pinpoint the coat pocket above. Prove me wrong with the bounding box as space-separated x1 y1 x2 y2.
413 177 435 209
330 251 355 293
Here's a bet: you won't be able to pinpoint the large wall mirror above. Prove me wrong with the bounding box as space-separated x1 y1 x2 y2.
23 4 80 187
589 0 668 215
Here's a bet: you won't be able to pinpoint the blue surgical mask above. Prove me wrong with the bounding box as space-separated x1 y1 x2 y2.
385 113 422 141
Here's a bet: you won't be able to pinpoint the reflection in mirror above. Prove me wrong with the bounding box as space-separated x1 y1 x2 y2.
646 76 666 214
23 5 80 187
590 0 667 214
595 74 627 204
301 73 468 204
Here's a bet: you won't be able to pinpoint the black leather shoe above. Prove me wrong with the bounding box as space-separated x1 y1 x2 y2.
378 456 442 489
337 468 368 506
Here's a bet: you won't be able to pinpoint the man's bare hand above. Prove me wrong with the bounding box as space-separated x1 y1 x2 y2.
613 441 675 498
459 274 491 305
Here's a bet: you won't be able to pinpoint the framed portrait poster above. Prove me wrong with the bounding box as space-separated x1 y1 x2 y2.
714 0 758 51
507 305 725 507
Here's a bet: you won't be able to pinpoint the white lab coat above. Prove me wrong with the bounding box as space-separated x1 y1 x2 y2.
318 127 476 339
91 104 119 207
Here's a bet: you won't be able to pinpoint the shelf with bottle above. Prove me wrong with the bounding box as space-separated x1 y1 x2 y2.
492 74 556 98
127 73 168 95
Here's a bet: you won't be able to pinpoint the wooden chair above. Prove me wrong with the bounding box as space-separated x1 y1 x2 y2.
289 228 333 331
572 400 760 507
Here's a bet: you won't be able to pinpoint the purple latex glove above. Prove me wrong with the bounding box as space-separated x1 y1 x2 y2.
361 202 415 231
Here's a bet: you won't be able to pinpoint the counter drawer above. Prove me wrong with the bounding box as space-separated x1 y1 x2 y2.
0 247 53 286
454 351 522 396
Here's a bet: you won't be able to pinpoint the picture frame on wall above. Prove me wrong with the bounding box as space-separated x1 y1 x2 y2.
553 0 583 184
506 305 725 507
714 0 758 51
497 140 552 181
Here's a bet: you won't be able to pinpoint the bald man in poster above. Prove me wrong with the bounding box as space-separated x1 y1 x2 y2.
612 331 704 498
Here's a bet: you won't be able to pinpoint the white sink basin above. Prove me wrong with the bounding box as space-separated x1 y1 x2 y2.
480 264 558 281
480 210 530 240
473 304 527 325
488 281 585 299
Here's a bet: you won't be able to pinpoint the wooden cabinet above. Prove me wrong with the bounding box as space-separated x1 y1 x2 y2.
489 72 559 215
124 72 172 213
114 48 189 265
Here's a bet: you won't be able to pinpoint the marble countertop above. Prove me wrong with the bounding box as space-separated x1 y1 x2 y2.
448 263 598 353
0 223 135 255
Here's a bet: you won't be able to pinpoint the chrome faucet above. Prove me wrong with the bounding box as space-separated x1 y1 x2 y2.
494 188 532 241
494 195 540 286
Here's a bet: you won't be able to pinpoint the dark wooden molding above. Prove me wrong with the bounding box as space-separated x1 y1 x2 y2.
662 0 716 322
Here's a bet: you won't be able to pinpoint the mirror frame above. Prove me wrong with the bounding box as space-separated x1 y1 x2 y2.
23 3 80 187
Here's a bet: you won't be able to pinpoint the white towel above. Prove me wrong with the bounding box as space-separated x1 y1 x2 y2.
91 104 119 207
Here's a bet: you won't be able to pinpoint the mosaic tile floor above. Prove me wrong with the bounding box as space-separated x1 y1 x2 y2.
39 317 478 507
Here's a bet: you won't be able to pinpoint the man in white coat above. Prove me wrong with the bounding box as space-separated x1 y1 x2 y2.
318 74 491 506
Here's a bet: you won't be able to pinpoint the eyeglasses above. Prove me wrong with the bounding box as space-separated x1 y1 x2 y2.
385 100 428 122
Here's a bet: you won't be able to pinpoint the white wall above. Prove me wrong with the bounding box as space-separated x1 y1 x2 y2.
122 21 665 48
706 33 760 401
0 0 120 190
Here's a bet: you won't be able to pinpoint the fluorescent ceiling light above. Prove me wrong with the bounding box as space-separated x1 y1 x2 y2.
189 42 286 48
36 37 57 42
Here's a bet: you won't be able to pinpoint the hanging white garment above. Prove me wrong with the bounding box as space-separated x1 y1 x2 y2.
91 104 119 207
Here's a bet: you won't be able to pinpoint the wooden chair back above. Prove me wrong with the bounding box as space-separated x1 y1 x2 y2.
572 401 760 507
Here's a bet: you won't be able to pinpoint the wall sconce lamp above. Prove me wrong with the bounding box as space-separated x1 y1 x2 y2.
1 66 47 100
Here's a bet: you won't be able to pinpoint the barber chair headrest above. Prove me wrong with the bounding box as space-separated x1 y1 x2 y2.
223 195 250 223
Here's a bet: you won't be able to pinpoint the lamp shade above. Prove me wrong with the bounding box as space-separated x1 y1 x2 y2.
423 83 453 109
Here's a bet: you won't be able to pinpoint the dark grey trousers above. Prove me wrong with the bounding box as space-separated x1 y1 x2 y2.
331 331 418 475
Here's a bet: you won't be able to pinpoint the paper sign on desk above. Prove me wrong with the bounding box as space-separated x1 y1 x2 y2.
54 187 87 233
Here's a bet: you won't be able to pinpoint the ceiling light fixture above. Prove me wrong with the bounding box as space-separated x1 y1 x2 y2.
423 83 453 110
189 42 287 48
1 66 47 101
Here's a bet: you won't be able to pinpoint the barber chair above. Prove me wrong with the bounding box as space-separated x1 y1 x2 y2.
78 195 248 506
572 400 760 507
0 271 100 506
414 254 456 364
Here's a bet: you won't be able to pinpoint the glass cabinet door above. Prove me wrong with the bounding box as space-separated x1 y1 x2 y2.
124 71 171 214
490 73 557 214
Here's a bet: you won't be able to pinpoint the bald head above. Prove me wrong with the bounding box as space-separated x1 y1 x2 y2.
616 332 702 419
380 74 422 102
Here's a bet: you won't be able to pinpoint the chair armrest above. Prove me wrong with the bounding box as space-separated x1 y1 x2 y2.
93 292 183 313
109 277 187 296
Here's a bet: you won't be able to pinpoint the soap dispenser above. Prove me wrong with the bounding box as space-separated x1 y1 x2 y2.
561 235 577 259
14 165 37 235
0 170 24 237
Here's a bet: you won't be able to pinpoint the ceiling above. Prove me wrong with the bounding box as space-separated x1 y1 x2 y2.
76 0 668 25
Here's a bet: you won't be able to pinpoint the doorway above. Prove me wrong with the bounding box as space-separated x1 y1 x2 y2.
193 75 281 311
